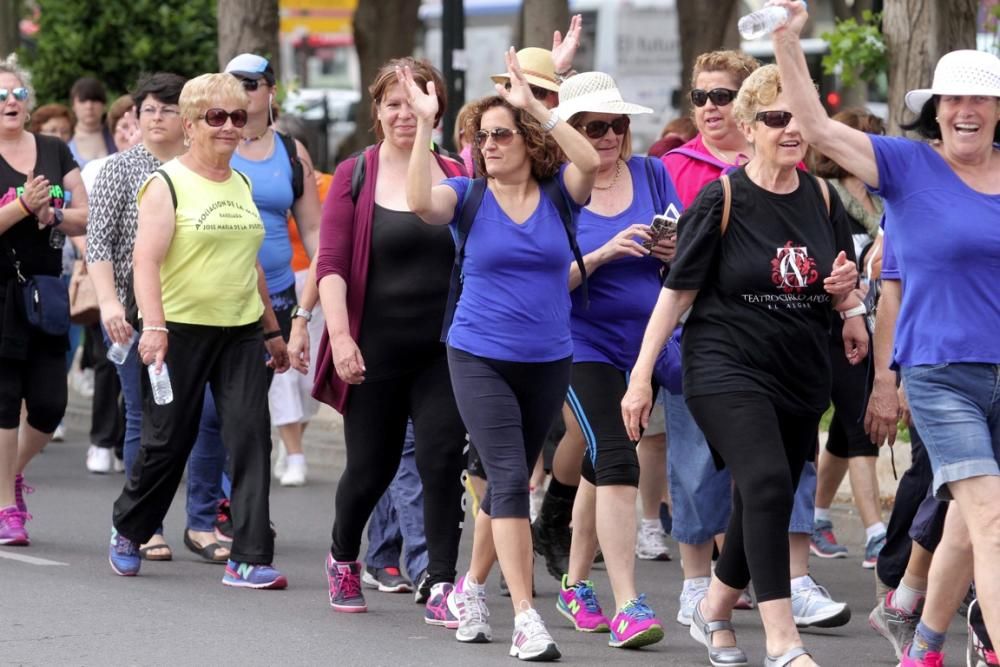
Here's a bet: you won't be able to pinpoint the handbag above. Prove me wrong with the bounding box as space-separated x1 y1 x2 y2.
2 240 70 336
68 259 100 325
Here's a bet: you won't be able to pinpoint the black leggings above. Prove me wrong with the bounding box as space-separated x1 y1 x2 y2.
827 323 878 458
447 346 571 519
0 343 66 433
568 362 648 487
332 352 467 587
688 392 819 603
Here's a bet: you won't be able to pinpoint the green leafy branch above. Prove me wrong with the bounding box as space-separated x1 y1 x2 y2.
821 10 888 88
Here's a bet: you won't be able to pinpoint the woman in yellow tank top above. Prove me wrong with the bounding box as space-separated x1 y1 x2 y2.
106 73 291 589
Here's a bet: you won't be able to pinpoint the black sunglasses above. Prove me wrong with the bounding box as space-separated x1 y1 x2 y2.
237 77 263 92
503 81 552 102
200 108 249 128
754 110 794 129
580 116 630 139
690 88 739 108
474 127 521 147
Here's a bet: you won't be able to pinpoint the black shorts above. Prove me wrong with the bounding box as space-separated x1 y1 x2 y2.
826 320 878 458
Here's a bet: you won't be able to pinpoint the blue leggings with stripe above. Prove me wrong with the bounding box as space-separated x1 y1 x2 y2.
568 362 653 487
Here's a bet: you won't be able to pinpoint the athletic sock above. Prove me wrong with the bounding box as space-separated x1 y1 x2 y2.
682 576 711 593
790 574 814 592
286 453 305 465
865 522 887 543
891 582 926 614
908 621 946 658
546 476 578 500
814 507 831 523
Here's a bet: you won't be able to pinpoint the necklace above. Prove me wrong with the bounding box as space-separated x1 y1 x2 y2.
704 139 750 166
593 160 622 191
241 126 269 144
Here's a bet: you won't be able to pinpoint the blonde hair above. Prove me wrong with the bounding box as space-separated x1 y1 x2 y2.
179 73 248 123
734 64 782 125
690 50 760 90
0 54 35 111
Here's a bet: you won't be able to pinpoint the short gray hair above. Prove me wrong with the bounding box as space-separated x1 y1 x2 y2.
0 54 35 111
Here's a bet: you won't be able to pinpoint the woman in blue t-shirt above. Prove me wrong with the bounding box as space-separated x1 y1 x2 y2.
774 2 1000 663
402 49 599 662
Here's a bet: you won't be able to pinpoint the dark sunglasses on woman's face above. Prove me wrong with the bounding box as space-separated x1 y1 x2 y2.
0 87 29 103
581 116 630 139
690 88 739 108
503 81 552 102
200 108 249 128
238 77 261 92
474 127 521 147
755 110 794 129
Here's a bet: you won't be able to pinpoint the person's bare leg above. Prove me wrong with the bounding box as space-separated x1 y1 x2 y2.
637 433 666 520
566 478 597 585
278 422 305 456
758 598 818 666
0 428 17 507
596 484 640 611
467 508 497 584
679 541 714 579
847 456 882 529
530 456 546 490
15 421 51 474
814 447 848 513
901 542 932 593
493 517 535 612
789 533 811 579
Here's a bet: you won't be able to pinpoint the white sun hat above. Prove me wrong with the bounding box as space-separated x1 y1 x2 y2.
554 72 653 122
904 49 1000 113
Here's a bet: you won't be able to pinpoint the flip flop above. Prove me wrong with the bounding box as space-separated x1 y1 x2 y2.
184 530 229 564
139 542 173 561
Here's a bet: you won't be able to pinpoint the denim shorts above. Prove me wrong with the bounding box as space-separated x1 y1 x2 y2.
901 362 1000 500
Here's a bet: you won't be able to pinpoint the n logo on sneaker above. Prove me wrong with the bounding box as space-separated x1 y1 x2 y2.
237 563 254 578
568 599 580 614
617 619 630 634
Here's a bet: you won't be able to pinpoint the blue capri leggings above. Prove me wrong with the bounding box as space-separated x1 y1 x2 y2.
447 346 571 519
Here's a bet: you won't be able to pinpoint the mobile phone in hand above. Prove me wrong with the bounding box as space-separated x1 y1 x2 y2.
642 203 680 250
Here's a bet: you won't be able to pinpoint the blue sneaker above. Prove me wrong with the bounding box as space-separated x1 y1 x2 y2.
108 527 140 576
863 532 886 569
222 560 288 589
810 519 848 559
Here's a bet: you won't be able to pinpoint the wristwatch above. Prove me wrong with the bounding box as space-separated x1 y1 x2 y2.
291 305 312 323
839 303 867 320
52 207 65 227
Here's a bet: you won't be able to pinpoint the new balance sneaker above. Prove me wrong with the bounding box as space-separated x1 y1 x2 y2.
556 575 610 632
608 595 664 649
362 565 413 593
448 574 491 643
676 577 710 626
791 576 851 628
0 506 29 546
863 532 886 569
222 560 288 589
899 644 944 667
326 555 367 612
14 474 33 515
967 598 998 667
424 581 459 629
635 518 672 561
810 518 848 558
108 527 140 575
510 607 561 661
86 445 113 474
868 589 920 660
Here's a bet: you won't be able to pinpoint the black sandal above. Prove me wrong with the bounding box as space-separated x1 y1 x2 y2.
139 541 173 561
184 530 229 563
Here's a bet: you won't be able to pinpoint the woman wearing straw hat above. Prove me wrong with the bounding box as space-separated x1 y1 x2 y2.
773 2 1000 664
548 71 680 650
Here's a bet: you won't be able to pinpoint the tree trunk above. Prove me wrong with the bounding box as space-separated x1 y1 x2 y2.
516 0 569 50
676 0 741 113
216 0 280 73
340 0 422 160
0 0 21 59
882 0 977 135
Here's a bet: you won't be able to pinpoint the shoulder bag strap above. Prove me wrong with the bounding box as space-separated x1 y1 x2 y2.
538 176 588 307
155 168 178 210
719 174 733 237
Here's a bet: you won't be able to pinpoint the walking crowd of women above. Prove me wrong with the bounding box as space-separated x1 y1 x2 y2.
1 1 998 665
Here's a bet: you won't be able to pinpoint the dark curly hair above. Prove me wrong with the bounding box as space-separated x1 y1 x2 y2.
466 96 563 182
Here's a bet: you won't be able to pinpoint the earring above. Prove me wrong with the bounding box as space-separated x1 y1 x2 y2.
934 116 939 122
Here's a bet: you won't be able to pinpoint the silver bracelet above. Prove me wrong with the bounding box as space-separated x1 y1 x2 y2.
143 326 169 333
540 109 559 133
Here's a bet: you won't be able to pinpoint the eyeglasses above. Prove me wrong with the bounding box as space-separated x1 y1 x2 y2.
754 110 794 128
237 78 262 92
503 81 552 102
690 88 739 108
580 116 630 139
139 105 180 118
199 108 248 128
0 87 29 103
474 127 521 147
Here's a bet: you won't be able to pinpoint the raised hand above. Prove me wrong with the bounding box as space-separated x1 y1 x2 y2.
495 47 540 111
395 65 438 123
770 0 809 36
551 14 582 75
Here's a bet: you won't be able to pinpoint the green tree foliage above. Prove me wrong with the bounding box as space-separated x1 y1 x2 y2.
820 10 888 88
20 0 217 104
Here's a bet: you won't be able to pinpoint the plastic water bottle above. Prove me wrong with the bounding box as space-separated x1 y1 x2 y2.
738 6 790 40
106 331 138 365
148 363 174 405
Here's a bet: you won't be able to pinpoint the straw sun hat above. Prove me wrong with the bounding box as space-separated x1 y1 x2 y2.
491 47 561 93
554 72 652 121
904 49 1000 113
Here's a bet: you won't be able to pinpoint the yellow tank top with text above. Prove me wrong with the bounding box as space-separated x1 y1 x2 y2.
138 159 265 326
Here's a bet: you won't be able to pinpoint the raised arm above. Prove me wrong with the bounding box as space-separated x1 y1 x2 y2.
771 0 879 188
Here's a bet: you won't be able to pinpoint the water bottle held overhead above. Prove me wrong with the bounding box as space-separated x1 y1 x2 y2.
738 2 806 40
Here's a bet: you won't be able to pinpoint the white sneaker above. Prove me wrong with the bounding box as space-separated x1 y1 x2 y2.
791 575 851 628
113 455 126 473
86 445 112 474
676 577 710 626
51 423 66 442
448 575 491 643
72 368 95 398
279 458 307 487
273 440 287 479
510 607 561 661
636 518 672 561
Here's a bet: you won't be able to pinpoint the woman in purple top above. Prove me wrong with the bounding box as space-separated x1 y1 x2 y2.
774 1 1000 663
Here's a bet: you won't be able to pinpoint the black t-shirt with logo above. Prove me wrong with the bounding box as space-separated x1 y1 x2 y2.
665 168 855 416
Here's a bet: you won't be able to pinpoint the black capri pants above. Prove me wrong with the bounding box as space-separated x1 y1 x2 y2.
826 320 878 458
688 391 819 603
447 346 571 519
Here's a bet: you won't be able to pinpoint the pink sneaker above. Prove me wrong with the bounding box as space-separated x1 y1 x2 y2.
0 505 29 546
325 554 367 612
608 594 664 649
556 574 610 632
424 581 459 629
900 643 944 667
14 474 33 515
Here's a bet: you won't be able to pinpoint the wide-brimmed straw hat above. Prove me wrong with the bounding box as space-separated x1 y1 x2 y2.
905 49 1000 113
555 72 652 121
491 47 561 93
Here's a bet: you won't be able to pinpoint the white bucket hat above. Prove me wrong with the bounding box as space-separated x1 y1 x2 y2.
904 49 1000 113
555 72 653 122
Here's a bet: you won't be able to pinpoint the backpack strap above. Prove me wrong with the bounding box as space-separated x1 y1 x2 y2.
666 146 739 174
440 177 488 340
350 151 367 205
644 157 664 214
538 176 588 307
719 174 733 236
813 174 831 215
275 131 304 200
155 168 178 210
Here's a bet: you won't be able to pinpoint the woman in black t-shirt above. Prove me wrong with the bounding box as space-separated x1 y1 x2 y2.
0 60 87 546
622 65 864 667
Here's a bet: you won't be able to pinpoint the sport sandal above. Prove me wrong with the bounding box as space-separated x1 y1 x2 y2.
689 597 748 666
764 645 811 666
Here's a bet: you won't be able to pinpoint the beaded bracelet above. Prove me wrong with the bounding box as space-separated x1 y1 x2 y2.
144 326 169 333
17 196 33 217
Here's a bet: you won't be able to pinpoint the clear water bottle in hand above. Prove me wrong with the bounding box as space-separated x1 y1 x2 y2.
738 6 790 40
148 363 174 405
106 331 138 365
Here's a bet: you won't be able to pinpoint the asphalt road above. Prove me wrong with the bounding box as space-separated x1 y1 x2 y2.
1 427 969 667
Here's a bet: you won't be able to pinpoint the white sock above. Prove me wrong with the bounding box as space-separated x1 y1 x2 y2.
892 582 925 613
641 518 661 530
865 522 887 543
286 453 306 466
683 576 711 592
814 507 831 523
465 573 486 591
791 574 813 592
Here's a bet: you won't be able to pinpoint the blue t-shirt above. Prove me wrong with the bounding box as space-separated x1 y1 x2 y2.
570 157 680 370
231 135 296 294
870 134 1000 366
443 167 579 362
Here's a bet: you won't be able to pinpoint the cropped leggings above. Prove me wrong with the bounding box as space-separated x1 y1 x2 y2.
687 392 819 603
332 352 467 588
